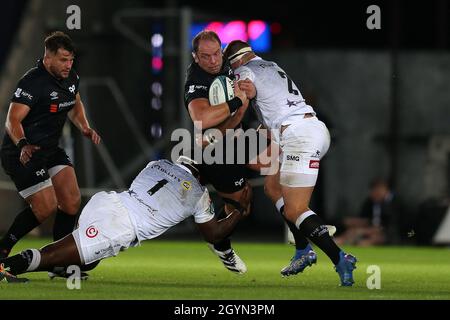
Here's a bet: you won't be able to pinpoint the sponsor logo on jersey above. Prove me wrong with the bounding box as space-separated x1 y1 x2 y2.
14 88 33 100
309 160 320 169
86 225 98 238
287 154 300 161
311 150 321 158
58 100 76 109
68 85 76 93
285 99 303 107
50 104 58 113
188 84 207 93
234 178 245 186
35 169 46 177
14 88 22 98
50 91 59 100
182 180 192 191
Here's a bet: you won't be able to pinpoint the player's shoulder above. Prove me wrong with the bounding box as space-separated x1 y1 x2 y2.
69 67 80 82
18 65 46 84
185 62 208 85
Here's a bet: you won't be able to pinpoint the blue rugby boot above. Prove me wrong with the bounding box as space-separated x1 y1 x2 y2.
281 244 317 277
335 251 357 286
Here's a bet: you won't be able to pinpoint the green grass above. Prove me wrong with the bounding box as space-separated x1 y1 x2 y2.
1 238 450 300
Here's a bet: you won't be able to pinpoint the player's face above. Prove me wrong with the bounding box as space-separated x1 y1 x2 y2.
48 48 74 79
195 39 223 74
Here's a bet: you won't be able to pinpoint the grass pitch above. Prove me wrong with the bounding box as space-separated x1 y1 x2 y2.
1 238 449 300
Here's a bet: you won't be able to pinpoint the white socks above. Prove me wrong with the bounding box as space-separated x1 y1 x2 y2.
295 210 317 229
25 248 41 272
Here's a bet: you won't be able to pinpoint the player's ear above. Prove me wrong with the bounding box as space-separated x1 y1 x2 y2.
192 52 199 63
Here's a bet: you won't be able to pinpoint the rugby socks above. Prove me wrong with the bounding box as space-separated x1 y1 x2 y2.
213 206 232 252
0 249 41 275
275 198 310 251
296 211 341 265
53 209 78 241
0 207 40 254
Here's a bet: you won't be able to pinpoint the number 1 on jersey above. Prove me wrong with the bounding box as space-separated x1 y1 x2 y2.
147 179 168 196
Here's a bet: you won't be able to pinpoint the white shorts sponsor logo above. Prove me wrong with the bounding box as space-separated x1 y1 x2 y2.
85 225 98 238
309 160 320 169
286 155 300 161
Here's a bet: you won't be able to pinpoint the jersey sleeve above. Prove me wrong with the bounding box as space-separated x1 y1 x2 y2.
11 76 40 108
193 189 215 224
235 65 255 82
184 82 209 106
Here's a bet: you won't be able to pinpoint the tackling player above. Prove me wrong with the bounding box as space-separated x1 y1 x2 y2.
0 156 251 282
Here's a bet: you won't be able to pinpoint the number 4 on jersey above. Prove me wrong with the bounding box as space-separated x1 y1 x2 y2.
278 71 299 95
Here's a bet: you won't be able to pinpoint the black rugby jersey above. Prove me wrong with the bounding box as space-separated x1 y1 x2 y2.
1 59 80 152
184 60 234 111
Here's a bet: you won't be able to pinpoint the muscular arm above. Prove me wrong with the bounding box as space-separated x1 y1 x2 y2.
197 104 249 148
5 102 31 144
68 93 90 132
188 84 248 130
188 98 232 130
68 93 101 144
195 184 251 243
196 209 243 244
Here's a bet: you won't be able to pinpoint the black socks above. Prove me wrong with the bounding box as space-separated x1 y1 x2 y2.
53 209 78 241
297 213 341 265
280 205 310 250
213 206 232 252
0 207 40 252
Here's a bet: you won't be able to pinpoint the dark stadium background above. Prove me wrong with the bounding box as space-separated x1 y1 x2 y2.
1 0 449 245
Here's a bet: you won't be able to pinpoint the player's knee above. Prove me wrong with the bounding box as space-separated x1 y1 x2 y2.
31 198 58 222
264 176 281 203
283 206 309 224
59 193 81 215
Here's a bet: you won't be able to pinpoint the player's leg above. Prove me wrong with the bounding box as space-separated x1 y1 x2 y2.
48 148 81 242
264 172 317 275
0 234 81 283
280 117 356 286
0 151 58 258
201 161 249 274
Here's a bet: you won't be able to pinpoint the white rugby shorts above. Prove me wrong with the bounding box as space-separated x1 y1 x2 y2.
72 191 137 265
279 116 330 187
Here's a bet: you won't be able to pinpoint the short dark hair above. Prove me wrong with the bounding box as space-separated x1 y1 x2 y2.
223 40 251 61
192 30 221 53
44 31 75 54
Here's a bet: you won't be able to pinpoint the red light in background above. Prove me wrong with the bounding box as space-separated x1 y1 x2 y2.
222 21 247 42
205 20 247 43
270 22 282 35
205 22 224 34
152 57 163 71
248 20 266 40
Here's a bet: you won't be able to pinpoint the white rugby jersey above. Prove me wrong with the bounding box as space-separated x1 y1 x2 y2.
118 160 214 242
234 57 315 130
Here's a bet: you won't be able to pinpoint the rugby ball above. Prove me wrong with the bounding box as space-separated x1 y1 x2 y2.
208 75 235 106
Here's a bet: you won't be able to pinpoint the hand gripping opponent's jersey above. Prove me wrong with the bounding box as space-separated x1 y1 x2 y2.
234 57 315 130
118 160 215 242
